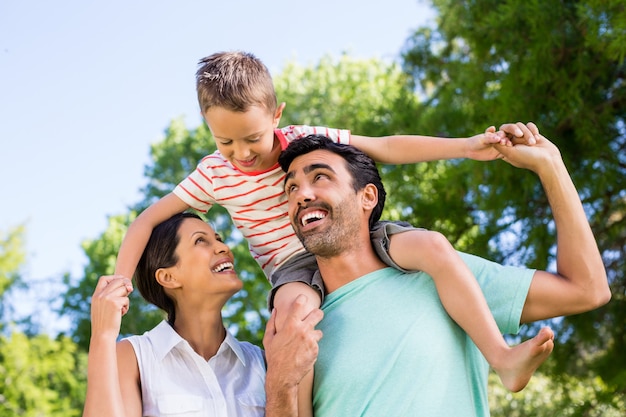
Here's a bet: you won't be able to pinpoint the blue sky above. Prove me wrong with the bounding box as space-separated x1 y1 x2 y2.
0 0 434 330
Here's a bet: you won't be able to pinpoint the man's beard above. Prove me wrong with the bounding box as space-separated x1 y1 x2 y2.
295 197 362 258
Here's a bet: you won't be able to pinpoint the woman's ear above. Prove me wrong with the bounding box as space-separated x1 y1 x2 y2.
155 268 181 289
361 183 379 210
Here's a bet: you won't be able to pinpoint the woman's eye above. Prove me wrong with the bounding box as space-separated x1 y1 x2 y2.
195 237 206 244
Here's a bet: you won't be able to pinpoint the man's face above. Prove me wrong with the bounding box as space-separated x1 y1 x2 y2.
284 150 363 257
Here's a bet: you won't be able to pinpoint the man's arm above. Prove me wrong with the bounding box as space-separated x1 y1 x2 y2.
263 295 323 417
495 123 611 323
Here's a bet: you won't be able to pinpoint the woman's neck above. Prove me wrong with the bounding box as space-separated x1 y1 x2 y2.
173 309 226 361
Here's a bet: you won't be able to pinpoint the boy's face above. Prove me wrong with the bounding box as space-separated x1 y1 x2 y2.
204 104 283 173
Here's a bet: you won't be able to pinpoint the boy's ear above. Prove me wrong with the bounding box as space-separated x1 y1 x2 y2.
361 184 379 210
155 268 181 289
273 102 286 127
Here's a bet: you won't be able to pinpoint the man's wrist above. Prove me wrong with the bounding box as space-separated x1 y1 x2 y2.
265 370 299 417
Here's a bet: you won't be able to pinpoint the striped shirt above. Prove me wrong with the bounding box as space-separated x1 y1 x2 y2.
173 125 351 281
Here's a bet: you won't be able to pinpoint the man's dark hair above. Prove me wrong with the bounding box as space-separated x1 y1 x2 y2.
278 134 386 228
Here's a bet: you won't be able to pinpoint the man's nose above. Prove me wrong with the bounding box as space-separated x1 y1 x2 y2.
294 184 314 206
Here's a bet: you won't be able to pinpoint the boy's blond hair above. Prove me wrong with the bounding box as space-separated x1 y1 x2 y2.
195 51 277 115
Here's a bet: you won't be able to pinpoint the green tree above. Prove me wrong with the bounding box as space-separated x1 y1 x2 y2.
400 0 626 412
0 333 85 417
0 226 85 416
0 225 26 331
276 54 421 135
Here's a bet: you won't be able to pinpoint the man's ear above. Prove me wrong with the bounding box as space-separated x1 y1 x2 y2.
361 184 379 210
155 268 181 289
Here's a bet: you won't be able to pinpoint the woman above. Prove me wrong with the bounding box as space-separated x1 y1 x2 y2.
83 212 322 416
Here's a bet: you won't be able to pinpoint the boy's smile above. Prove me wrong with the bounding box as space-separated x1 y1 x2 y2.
204 104 283 173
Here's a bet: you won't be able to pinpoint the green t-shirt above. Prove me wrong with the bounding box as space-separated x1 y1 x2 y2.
313 252 534 417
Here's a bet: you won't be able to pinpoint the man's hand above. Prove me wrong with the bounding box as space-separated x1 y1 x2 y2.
264 294 323 387
264 294 323 416
495 122 561 173
466 124 536 161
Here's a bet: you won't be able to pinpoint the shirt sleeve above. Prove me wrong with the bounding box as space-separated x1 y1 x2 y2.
172 156 218 213
458 251 535 335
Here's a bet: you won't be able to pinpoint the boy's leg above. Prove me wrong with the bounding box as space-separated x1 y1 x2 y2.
268 251 324 330
374 222 554 392
272 282 322 332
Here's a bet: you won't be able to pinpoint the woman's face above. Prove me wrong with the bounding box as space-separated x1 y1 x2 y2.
168 218 243 300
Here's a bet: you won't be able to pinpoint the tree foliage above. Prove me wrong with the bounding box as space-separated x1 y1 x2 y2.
0 332 85 417
0 226 84 416
401 0 626 409
0 225 26 331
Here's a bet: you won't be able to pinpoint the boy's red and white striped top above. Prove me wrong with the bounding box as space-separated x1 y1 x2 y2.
173 125 351 281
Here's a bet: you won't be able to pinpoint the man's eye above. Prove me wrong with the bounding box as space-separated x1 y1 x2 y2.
286 184 297 195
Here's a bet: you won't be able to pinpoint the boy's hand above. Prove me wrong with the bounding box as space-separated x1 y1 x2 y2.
465 126 510 161
466 124 538 161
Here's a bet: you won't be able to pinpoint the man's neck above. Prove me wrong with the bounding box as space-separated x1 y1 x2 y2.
316 245 387 294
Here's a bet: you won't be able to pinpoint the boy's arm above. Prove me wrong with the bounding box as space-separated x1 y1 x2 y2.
350 125 534 164
115 193 191 278
494 123 611 324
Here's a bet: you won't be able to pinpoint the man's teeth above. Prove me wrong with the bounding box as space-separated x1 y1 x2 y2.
213 262 234 272
301 211 326 226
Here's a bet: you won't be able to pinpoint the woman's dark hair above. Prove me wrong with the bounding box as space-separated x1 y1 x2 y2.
278 134 386 228
134 212 202 325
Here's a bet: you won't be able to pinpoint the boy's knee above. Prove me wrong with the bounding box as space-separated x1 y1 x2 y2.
272 282 321 331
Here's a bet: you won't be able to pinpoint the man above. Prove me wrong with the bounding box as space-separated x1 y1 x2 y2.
278 122 610 416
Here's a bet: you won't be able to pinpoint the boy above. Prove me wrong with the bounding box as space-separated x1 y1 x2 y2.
115 51 543 416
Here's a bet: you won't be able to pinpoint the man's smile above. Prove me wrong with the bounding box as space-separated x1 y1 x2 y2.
296 206 330 231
